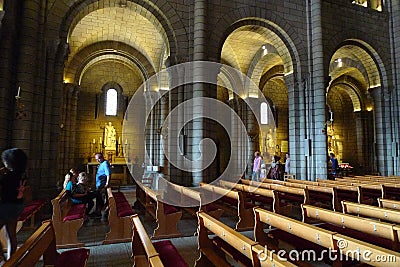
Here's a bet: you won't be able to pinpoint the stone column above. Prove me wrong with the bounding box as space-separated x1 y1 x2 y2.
370 87 393 175
307 0 327 180
12 0 41 151
0 1 19 149
284 73 306 179
159 89 169 177
388 0 400 175
191 0 218 185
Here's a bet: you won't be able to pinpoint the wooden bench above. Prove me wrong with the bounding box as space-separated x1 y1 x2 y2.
220 180 278 212
51 189 86 248
195 211 295 267
342 200 400 224
332 234 400 267
200 182 254 230
3 220 89 267
382 185 400 200
165 183 224 219
241 179 308 215
254 207 338 265
302 204 400 251
131 214 188 267
379 198 400 211
103 187 134 244
255 207 400 266
135 181 182 239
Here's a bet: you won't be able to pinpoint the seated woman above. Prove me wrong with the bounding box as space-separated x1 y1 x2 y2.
63 168 78 189
65 171 102 216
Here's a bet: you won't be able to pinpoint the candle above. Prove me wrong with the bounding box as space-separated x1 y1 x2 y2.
330 111 333 121
118 137 121 144
93 138 96 144
17 86 21 97
100 137 102 144
125 139 128 145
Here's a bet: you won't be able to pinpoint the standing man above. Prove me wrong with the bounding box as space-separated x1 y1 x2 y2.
95 152 111 211
252 151 262 181
329 153 338 177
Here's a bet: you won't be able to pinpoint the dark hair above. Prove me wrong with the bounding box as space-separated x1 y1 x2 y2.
273 155 281 162
2 148 28 174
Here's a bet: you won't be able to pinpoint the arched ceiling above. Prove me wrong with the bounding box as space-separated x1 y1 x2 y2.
328 44 380 112
221 25 291 78
330 45 380 89
65 4 168 85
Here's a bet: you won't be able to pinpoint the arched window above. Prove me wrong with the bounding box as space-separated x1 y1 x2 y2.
261 102 269 124
105 88 118 116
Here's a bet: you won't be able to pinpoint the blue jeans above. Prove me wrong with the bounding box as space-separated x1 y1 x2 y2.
252 171 260 181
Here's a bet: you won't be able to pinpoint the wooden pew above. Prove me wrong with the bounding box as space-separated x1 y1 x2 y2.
135 181 182 239
332 234 400 267
255 207 400 266
382 185 400 201
165 183 224 219
200 182 254 230
219 180 278 212
51 189 86 248
265 178 358 212
103 187 134 244
195 211 296 267
302 204 400 251
241 179 308 215
379 198 400 211
254 207 338 266
259 179 335 211
131 214 188 267
342 201 400 224
3 220 89 267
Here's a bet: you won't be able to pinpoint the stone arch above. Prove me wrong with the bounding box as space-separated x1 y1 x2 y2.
64 41 156 84
328 75 365 112
209 6 306 79
59 0 187 61
325 36 389 93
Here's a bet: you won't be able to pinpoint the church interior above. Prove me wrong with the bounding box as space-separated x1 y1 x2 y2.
1 0 400 266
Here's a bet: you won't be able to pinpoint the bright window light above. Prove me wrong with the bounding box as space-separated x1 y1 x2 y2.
261 102 269 124
106 88 118 116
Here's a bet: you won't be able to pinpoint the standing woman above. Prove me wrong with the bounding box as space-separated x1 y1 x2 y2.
0 148 27 259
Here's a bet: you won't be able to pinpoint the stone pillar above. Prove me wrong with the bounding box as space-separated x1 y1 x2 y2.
191 0 218 185
307 0 327 180
159 89 169 177
59 84 79 175
0 0 19 149
388 0 400 175
284 73 306 179
370 87 393 175
12 0 41 151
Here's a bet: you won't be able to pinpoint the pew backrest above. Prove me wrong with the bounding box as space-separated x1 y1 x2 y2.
131 214 164 266
342 201 400 224
302 204 397 241
254 207 336 248
332 234 400 267
4 220 89 267
197 211 295 267
378 198 400 210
